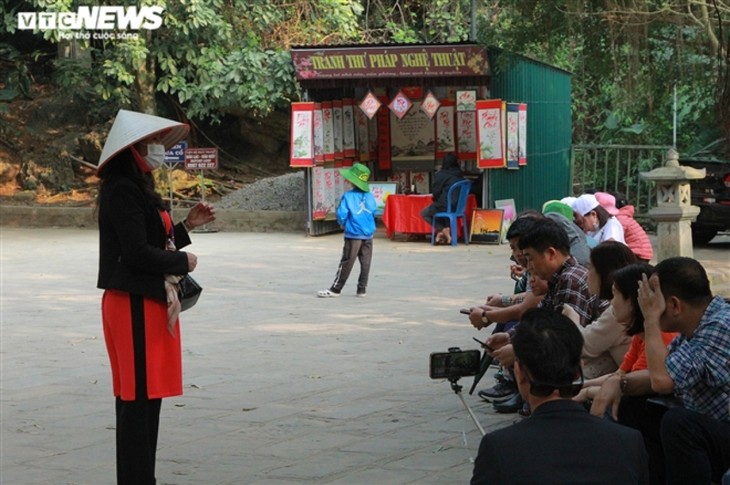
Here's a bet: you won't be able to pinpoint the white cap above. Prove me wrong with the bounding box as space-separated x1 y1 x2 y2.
572 193 600 216
97 109 189 171
560 196 577 208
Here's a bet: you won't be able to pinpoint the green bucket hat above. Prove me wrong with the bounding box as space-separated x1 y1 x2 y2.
542 200 574 220
340 163 371 191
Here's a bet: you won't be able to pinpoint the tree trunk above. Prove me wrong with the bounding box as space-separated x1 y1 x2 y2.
133 31 157 115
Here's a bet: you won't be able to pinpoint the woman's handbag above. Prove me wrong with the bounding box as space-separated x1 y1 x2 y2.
177 274 202 312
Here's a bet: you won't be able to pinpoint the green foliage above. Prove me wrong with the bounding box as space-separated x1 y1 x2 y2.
476 1 723 153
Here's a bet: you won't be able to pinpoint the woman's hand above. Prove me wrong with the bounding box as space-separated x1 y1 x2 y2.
187 252 198 272
185 202 216 230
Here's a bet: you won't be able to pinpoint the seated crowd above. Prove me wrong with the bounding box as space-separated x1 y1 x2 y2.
463 194 729 485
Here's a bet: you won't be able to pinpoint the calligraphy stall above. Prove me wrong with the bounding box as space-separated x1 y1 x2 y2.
289 44 538 236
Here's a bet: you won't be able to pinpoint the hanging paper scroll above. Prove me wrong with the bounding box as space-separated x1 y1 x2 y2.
377 97 391 169
368 114 378 161
456 90 477 112
289 102 314 167
476 99 505 169
333 100 343 160
313 103 324 164
355 107 369 161
519 103 527 166
421 90 440 120
359 91 382 120
435 101 455 158
391 102 434 162
457 111 477 160
324 163 340 219
388 90 412 120
322 102 334 162
506 103 520 170
311 165 330 220
342 99 356 158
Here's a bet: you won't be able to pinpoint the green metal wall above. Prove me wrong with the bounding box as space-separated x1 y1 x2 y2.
487 48 572 212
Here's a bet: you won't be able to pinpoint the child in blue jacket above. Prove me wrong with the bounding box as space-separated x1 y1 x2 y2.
318 163 377 298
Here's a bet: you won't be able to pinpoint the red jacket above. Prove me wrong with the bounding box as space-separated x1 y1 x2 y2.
616 205 653 261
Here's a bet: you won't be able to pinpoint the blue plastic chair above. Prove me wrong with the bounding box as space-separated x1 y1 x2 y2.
431 179 472 246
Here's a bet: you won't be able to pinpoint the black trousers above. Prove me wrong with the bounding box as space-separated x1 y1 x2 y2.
116 397 161 485
618 395 668 485
661 407 730 485
420 204 447 231
115 294 161 485
330 238 372 293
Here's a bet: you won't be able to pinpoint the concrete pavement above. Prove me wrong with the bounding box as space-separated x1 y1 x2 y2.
1 227 517 485
1 227 728 485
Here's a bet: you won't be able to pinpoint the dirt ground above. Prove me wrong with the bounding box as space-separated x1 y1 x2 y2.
0 85 289 207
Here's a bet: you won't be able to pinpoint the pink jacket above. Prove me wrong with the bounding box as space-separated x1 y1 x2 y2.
616 205 653 261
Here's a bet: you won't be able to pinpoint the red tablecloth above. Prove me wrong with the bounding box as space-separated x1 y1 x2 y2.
382 194 477 238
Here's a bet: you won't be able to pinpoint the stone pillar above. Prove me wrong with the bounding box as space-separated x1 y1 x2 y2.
640 149 706 260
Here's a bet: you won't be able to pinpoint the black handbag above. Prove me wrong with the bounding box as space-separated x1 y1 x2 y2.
178 274 202 312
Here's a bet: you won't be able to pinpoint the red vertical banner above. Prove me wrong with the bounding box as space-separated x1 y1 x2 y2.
289 102 315 167
322 101 334 162
518 103 527 166
377 96 391 170
476 99 506 169
355 107 369 162
435 100 455 159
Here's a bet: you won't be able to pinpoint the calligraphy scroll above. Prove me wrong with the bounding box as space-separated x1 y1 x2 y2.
289 102 314 167
519 103 527 166
322 101 334 162
476 99 505 169
342 99 356 159
435 101 455 158
506 103 519 170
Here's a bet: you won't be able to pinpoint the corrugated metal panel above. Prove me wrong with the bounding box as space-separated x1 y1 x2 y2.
487 49 572 213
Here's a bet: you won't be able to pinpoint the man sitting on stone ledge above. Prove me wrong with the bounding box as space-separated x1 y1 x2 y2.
471 308 648 485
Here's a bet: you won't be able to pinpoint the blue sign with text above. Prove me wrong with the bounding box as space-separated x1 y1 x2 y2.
165 142 187 164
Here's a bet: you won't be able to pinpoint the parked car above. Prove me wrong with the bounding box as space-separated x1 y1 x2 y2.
680 141 730 244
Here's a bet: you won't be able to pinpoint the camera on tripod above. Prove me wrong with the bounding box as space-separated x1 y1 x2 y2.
429 347 481 380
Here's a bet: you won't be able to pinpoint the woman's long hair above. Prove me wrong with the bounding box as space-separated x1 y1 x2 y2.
612 263 654 336
589 241 638 299
95 149 166 218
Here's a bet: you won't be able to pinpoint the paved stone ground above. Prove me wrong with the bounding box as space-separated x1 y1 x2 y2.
1 227 519 485
1 227 728 485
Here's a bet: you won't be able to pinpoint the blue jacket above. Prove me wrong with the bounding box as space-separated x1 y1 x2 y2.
337 188 376 239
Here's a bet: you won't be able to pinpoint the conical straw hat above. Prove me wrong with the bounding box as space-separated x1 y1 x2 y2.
97 109 189 171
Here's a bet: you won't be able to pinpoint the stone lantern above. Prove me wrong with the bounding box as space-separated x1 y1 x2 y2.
640 148 705 260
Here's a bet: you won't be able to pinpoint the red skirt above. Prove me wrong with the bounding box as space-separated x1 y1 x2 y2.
102 289 182 400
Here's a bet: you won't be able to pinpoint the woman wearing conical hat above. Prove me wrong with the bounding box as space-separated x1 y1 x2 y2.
96 110 215 484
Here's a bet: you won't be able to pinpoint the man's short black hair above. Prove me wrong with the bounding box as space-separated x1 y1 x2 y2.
517 218 571 254
506 215 539 241
654 257 712 306
512 308 583 387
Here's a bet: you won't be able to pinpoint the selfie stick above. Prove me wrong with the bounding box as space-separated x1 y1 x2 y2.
449 377 486 436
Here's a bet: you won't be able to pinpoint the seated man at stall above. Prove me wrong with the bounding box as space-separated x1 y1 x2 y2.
471 308 648 485
590 257 730 485
420 152 464 244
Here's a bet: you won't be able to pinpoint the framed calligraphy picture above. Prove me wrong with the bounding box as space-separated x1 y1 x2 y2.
476 99 505 169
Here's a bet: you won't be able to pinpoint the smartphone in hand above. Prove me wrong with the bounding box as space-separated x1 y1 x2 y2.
460 308 471 315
